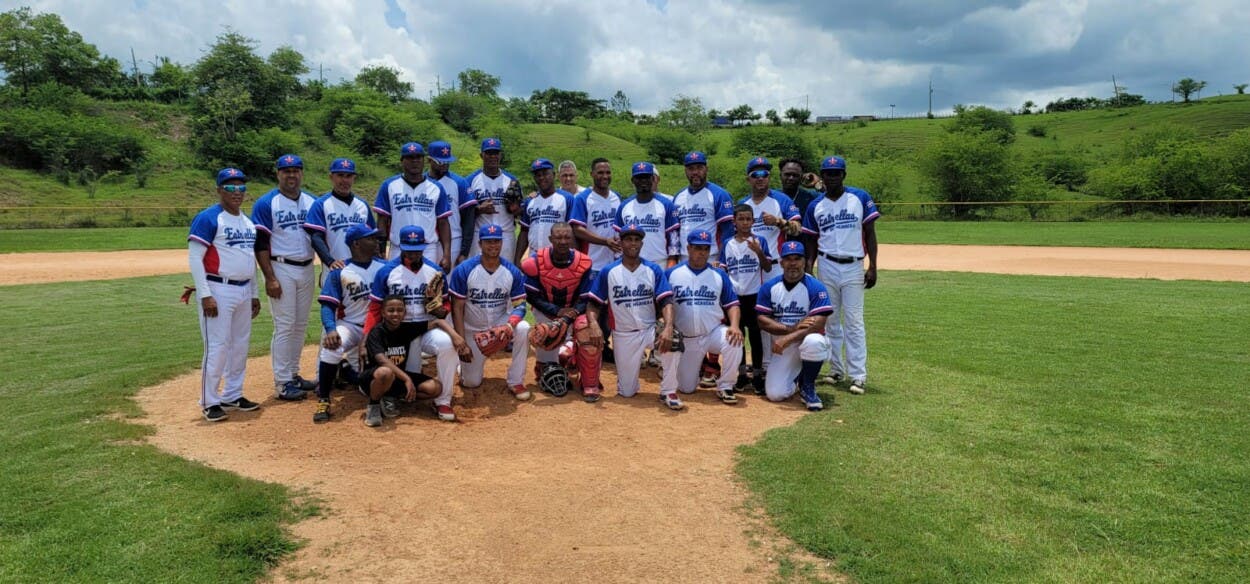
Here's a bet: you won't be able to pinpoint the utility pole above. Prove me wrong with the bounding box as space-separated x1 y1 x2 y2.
928 75 934 118
129 47 141 87
890 104 895 119
436 74 441 97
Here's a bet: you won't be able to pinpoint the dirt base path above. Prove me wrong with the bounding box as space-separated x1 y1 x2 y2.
137 347 834 583
7 244 1250 286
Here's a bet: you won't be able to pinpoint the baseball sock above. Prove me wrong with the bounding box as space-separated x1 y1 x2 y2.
799 360 823 390
317 361 338 400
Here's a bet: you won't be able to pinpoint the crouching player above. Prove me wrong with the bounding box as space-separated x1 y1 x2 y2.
359 294 446 427
312 224 385 422
755 241 832 410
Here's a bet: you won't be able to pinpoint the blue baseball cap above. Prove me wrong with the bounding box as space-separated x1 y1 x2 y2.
746 156 772 172
215 167 247 186
481 137 502 152
820 156 847 171
400 142 425 158
398 226 428 251
330 158 357 174
530 158 554 172
779 240 805 257
683 151 708 166
619 223 645 237
686 230 713 245
428 140 456 164
275 154 303 170
345 224 379 245
479 224 505 241
631 161 656 177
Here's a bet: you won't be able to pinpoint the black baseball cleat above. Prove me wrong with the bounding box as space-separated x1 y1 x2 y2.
220 396 260 411
202 405 228 422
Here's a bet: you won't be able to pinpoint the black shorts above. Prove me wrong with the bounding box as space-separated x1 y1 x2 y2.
357 368 434 398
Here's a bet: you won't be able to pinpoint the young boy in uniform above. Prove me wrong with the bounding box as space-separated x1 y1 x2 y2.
719 204 773 394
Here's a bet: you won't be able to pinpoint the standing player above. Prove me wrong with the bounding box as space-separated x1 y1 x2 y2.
740 156 802 375
515 158 575 264
557 160 584 195
426 140 477 265
584 223 674 399
778 158 821 255
720 204 774 394
188 168 262 422
375 142 453 270
252 153 318 401
615 162 680 266
358 294 447 427
465 138 522 260
801 156 880 396
673 151 735 262
304 158 375 271
449 224 533 400
367 226 471 421
311 224 385 423
570 158 623 277
756 241 832 410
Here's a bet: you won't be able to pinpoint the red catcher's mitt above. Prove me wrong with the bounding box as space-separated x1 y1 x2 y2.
474 324 513 356
528 317 570 351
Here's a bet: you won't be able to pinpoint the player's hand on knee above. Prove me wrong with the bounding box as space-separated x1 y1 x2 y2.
201 297 218 318
265 279 282 299
725 328 743 346
405 379 417 401
322 331 342 350
251 299 261 319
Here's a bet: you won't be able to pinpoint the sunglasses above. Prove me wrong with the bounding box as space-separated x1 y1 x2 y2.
221 184 247 193
749 170 770 178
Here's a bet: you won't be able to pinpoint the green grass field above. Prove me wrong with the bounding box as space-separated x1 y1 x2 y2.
739 271 1250 583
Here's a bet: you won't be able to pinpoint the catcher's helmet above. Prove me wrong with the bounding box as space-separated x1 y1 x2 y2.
540 363 571 397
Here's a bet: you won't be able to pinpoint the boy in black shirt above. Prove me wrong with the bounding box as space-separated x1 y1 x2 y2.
360 294 449 426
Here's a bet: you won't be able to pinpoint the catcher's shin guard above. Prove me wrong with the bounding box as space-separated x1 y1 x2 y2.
571 315 602 390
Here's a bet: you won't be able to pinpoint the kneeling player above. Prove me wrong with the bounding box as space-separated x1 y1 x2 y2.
359 294 444 427
755 241 832 410
313 224 385 422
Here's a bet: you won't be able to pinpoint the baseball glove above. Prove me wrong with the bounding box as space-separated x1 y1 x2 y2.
503 179 525 215
656 318 684 353
539 363 571 397
802 172 824 191
425 272 447 318
782 219 803 237
529 317 571 351
474 324 513 357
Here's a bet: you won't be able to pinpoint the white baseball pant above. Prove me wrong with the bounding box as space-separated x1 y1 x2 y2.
660 325 743 394
764 333 829 402
612 328 654 397
460 321 531 388
268 262 315 388
317 321 365 372
758 264 782 371
198 281 254 408
817 257 867 384
406 327 458 407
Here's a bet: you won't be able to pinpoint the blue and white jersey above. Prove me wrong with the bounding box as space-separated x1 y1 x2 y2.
189 204 257 280
615 195 680 265
464 169 520 235
801 187 880 258
251 189 315 261
319 258 384 326
304 193 375 262
369 258 444 323
585 259 672 333
431 171 474 245
719 235 772 296
520 190 575 253
739 190 802 260
374 175 451 248
756 274 833 326
664 262 738 337
569 188 622 270
673 182 734 256
447 256 527 330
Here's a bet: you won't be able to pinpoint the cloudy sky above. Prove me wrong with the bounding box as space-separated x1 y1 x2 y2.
24 0 1250 117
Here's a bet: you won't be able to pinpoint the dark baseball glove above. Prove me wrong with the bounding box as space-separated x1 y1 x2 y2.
503 179 525 215
425 272 447 318
539 363 571 397
529 317 571 351
474 324 513 357
656 318 684 353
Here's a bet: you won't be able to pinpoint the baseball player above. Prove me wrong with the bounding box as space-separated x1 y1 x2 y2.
520 222 601 401
584 223 674 399
367 226 471 422
465 138 522 261
188 168 262 422
251 154 319 400
358 294 446 427
570 158 623 277
515 158 576 264
673 151 735 261
658 230 745 408
311 224 385 423
801 156 880 396
756 240 831 410
557 160 584 195
448 224 533 400
739 156 802 374
375 142 453 270
778 158 821 250
720 204 774 394
426 140 477 264
615 162 680 266
304 158 375 271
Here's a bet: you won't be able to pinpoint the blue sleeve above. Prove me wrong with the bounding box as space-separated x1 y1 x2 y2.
717 221 734 249
304 198 326 232
370 263 392 301
188 209 217 246
569 194 588 226
250 196 273 232
663 197 680 232
758 236 773 259
801 200 818 234
807 276 833 314
373 180 391 216
859 189 881 223
774 192 800 222
714 189 735 224
653 263 673 301
318 269 343 330
561 192 575 221
508 265 528 319
719 269 739 306
613 203 625 231
320 304 338 332
518 197 532 228
365 206 376 229
457 176 476 209
447 263 469 298
756 282 775 314
586 265 610 305
435 182 451 218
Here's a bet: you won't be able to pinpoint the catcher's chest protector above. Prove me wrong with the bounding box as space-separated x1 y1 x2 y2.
524 248 592 307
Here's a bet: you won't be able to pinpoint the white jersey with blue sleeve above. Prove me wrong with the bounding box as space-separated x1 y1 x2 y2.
189 204 257 280
615 195 680 265
719 235 772 296
801 187 880 258
756 274 833 326
569 188 623 270
447 257 527 330
740 190 802 259
585 259 672 332
520 190 575 253
304 193 375 262
370 258 444 323
465 169 519 232
432 171 473 245
674 182 735 256
319 259 384 327
251 189 314 261
665 263 739 337
374 175 451 246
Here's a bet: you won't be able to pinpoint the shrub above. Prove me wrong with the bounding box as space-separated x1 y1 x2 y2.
642 129 696 164
921 131 1017 217
1026 124 1047 137
948 105 1016 144
1031 151 1088 190
728 126 815 168
0 107 146 175
854 161 903 206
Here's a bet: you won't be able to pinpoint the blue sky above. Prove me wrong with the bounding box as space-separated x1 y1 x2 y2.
26 0 1250 116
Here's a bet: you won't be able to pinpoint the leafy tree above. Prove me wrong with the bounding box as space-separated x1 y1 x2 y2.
0 7 123 95
267 45 307 99
610 90 631 115
150 56 192 103
1107 93 1146 108
855 161 903 207
784 107 811 125
355 65 412 102
191 31 294 130
501 96 540 123
728 126 815 167
457 68 500 98
765 109 781 125
707 108 722 120
433 90 488 133
642 129 697 164
1234 84 1248 95
921 131 1016 217
1020 100 1036 115
948 105 1015 144
1045 96 1102 113
1031 151 1088 191
727 104 759 125
658 94 709 132
1172 78 1206 103
529 87 607 123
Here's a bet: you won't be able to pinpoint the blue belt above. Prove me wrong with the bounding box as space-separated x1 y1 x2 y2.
207 275 251 286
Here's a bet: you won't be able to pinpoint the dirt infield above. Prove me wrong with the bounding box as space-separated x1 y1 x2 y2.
6 244 1250 286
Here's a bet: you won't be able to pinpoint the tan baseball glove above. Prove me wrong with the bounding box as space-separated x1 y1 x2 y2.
528 317 570 351
425 272 448 318
474 324 514 356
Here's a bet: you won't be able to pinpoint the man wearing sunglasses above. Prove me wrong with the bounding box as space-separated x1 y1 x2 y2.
738 157 802 377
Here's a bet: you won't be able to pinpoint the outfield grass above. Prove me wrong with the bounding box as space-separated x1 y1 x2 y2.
0 226 186 252
0 275 319 583
738 271 1250 583
879 220 1250 249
